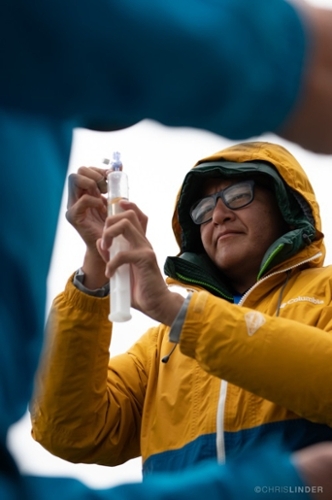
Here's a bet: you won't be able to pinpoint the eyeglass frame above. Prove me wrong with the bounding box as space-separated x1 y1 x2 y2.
190 179 256 225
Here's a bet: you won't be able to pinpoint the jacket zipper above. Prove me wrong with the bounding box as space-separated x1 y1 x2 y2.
238 252 322 306
216 251 322 463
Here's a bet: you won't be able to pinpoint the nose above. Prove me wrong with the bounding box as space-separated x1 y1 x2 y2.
211 198 235 224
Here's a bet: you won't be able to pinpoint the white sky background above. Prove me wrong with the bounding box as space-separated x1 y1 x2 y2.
7 0 332 490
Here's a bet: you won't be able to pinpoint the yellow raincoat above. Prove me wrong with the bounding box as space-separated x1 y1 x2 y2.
31 142 332 474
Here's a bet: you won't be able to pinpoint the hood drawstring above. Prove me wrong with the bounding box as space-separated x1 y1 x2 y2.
161 344 178 364
276 270 291 316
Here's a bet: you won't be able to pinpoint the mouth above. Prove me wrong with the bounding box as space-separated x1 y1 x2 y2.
216 232 241 243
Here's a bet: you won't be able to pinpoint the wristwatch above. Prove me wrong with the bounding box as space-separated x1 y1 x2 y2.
73 268 110 297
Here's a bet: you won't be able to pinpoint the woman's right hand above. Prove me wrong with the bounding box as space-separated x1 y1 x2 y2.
65 166 108 251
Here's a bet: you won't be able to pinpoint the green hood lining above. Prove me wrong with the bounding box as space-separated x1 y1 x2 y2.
164 161 316 296
164 252 234 301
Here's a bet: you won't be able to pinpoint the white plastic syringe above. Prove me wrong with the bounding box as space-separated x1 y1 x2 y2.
106 152 132 322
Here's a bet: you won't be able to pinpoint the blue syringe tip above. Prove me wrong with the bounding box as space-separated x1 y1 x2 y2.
111 151 123 171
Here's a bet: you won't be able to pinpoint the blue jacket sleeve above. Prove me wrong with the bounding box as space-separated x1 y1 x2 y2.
2 443 308 500
0 2 312 498
1 0 306 138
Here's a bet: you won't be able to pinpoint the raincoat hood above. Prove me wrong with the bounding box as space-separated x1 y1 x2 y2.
167 142 324 291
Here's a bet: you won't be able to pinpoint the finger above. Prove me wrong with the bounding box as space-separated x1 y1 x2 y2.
67 174 100 207
66 194 107 225
102 216 151 252
119 200 149 233
96 238 110 264
105 247 157 278
67 167 109 207
96 177 108 194
83 167 109 194
76 166 109 179
104 204 148 235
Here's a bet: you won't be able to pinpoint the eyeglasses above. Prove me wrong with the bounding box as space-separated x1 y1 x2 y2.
190 180 255 225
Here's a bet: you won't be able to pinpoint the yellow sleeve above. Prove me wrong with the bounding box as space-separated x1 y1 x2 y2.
31 275 155 466
179 291 332 426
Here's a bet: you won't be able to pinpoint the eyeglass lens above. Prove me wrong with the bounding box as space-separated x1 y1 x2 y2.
190 180 255 224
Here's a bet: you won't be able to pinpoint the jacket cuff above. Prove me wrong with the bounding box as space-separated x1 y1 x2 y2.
169 292 193 343
60 272 110 316
73 268 110 297
178 291 210 358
